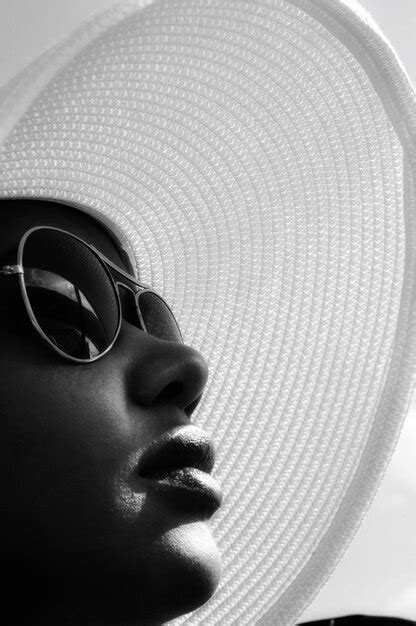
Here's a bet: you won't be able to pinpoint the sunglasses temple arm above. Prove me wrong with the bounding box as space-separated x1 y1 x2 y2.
0 264 24 276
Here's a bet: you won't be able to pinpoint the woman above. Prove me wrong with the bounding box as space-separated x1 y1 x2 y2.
1 1 416 624
0 197 222 624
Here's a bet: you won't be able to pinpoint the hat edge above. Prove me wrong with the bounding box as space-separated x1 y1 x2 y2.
0 2 151 148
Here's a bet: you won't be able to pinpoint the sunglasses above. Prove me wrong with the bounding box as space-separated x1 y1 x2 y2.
0 225 183 362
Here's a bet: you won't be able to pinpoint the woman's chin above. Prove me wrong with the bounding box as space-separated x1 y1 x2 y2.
96 519 222 624
148 520 222 620
3 520 222 625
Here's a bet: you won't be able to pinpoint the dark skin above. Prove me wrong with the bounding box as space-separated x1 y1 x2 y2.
0 200 221 625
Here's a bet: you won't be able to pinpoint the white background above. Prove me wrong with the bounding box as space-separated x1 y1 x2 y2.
0 1 415 622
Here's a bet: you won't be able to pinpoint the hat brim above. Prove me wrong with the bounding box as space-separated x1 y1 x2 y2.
1 1 416 624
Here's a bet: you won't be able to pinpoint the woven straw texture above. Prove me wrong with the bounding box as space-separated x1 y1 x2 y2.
1 1 416 624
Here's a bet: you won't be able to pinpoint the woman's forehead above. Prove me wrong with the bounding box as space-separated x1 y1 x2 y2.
0 199 127 269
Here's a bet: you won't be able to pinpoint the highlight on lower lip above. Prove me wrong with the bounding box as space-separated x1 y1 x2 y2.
145 467 223 512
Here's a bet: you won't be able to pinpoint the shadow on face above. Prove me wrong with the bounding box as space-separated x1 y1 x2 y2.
0 199 221 625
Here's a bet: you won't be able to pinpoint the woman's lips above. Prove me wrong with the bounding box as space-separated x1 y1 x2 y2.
137 425 223 514
137 425 215 475
144 467 223 513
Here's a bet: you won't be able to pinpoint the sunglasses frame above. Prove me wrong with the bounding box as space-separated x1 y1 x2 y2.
0 225 183 363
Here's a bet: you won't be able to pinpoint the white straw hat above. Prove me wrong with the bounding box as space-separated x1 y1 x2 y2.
1 1 416 624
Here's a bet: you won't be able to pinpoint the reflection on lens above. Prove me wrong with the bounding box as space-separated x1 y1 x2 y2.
138 291 182 343
22 229 119 360
24 269 106 359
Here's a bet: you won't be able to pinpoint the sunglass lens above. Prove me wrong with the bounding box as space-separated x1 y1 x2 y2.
137 291 183 343
21 229 119 360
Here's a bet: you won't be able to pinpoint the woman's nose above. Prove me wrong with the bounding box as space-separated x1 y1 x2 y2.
125 332 209 417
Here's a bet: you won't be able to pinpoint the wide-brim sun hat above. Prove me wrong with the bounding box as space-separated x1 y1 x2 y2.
1 1 416 624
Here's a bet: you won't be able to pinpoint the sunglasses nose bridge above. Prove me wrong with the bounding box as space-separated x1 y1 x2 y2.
114 281 145 330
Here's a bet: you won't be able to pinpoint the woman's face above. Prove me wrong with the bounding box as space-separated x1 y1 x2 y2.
0 200 221 625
